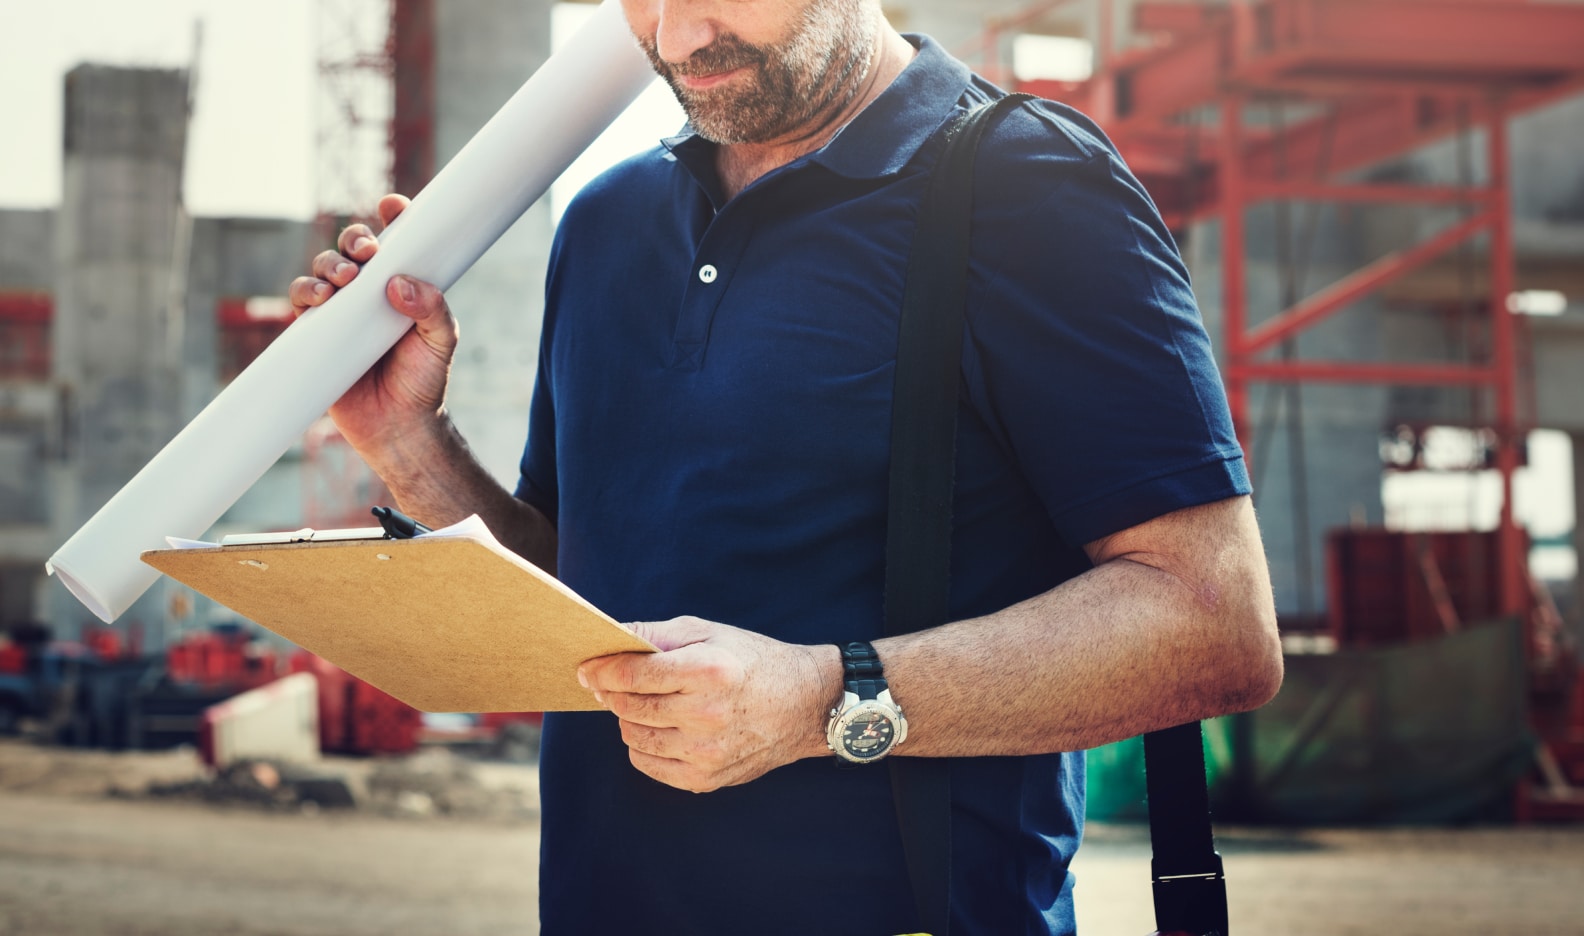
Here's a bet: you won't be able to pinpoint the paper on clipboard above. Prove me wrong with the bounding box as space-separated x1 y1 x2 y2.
141 515 655 713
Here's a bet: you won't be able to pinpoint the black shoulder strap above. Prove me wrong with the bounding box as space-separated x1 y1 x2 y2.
1145 723 1228 935
884 92 1030 936
886 90 1229 936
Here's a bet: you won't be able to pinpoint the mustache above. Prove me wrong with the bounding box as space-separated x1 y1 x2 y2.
643 32 768 79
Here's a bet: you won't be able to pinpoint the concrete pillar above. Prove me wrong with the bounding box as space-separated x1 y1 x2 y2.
50 66 191 639
432 0 557 485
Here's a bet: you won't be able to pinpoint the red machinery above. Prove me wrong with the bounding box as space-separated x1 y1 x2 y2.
162 633 422 756
165 628 281 693
287 651 421 756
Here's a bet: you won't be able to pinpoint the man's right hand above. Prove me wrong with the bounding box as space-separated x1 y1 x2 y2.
288 192 458 461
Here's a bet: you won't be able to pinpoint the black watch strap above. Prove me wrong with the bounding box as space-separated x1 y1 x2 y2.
839 641 888 701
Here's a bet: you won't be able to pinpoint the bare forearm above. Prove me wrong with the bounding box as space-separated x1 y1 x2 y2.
367 416 558 573
873 558 1278 757
787 497 1285 761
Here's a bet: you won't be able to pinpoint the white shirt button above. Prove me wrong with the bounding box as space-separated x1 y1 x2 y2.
698 264 718 284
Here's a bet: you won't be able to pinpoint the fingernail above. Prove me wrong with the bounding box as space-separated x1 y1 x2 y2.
353 236 375 253
334 261 354 278
593 691 605 706
576 668 588 689
313 283 329 299
394 277 415 302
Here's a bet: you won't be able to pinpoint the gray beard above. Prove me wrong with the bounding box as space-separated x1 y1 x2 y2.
641 0 878 146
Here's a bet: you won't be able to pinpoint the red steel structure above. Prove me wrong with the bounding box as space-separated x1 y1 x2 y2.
314 0 436 223
967 0 1584 622
390 0 437 198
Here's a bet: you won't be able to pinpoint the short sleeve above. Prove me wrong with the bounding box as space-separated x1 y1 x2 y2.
960 103 1250 546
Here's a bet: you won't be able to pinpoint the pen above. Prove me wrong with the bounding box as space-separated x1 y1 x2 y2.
372 506 432 539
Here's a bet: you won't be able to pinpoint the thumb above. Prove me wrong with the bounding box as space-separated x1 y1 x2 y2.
386 275 448 322
625 616 719 652
386 276 458 353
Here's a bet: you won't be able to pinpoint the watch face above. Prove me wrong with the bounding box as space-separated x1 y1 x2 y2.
839 709 897 760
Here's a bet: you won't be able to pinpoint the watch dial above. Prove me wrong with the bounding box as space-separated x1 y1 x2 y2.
841 710 895 760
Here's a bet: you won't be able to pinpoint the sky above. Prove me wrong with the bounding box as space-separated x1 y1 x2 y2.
0 0 320 218
0 0 678 221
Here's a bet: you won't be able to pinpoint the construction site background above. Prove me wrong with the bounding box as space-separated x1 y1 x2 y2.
2 0 1584 932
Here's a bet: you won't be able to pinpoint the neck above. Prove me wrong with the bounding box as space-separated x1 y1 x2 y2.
715 27 916 202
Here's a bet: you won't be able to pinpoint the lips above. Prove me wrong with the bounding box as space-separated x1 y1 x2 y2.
675 67 747 91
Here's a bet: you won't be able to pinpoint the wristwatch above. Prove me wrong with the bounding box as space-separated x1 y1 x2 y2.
826 641 908 763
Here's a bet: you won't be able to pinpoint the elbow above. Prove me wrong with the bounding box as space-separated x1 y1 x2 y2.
1219 599 1283 714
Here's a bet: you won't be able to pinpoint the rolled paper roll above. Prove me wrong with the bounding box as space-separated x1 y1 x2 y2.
48 0 656 622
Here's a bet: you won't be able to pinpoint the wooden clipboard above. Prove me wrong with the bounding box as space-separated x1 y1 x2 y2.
142 534 655 712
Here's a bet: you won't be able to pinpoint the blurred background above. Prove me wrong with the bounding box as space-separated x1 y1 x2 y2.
1 0 1582 933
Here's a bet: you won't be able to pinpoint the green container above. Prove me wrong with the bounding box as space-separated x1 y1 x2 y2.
1084 717 1235 822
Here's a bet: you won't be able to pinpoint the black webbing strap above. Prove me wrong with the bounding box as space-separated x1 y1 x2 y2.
884 92 1031 936
1144 723 1228 935
887 90 1229 936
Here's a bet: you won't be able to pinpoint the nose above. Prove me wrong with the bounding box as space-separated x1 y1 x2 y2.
651 0 719 64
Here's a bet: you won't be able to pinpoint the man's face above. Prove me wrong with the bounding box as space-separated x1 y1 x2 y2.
624 0 877 145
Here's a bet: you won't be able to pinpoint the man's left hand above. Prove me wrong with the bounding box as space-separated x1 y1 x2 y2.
578 618 838 793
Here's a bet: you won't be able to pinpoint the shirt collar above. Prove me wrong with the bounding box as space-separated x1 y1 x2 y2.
660 34 973 192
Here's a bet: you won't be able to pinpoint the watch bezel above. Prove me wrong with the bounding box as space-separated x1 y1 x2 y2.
826 691 908 764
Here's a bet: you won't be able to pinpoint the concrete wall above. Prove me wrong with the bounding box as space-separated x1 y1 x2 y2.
48 65 193 636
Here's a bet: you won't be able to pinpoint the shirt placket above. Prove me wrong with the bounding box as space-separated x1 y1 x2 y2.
669 208 752 372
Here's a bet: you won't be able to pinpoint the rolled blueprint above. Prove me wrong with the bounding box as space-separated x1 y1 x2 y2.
48 0 657 622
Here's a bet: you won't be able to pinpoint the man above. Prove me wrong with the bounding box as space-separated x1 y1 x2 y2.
290 0 1282 931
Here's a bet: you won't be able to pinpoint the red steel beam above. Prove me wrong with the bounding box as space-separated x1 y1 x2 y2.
1242 210 1493 356
1031 0 1584 224
1231 362 1499 386
1114 26 1227 124
1133 1 1227 39
1262 0 1584 80
1243 181 1492 206
1487 100 1527 617
390 0 436 197
1220 96 1249 447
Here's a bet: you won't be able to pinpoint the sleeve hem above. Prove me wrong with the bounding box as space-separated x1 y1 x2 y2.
1052 453 1251 547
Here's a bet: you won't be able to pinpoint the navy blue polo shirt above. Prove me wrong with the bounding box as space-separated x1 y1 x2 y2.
517 35 1248 936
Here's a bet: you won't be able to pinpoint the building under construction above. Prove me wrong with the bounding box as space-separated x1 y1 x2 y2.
2 0 1584 820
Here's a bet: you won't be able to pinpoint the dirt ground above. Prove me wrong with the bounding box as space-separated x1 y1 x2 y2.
1 740 1582 935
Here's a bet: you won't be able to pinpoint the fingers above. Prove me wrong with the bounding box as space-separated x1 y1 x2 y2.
288 275 332 315
289 249 363 317
626 748 718 794
311 249 360 287
622 727 728 794
377 193 411 229
288 202 416 319
336 222 380 263
619 719 683 753
600 686 723 729
582 642 738 697
625 616 719 652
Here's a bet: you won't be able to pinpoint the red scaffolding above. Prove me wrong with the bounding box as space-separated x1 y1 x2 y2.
969 0 1584 622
